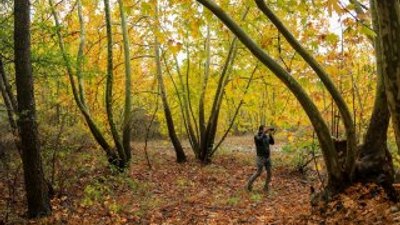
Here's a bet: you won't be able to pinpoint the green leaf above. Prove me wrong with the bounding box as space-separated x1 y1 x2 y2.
360 26 376 38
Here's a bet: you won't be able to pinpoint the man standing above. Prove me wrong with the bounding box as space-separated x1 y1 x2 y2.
246 125 275 192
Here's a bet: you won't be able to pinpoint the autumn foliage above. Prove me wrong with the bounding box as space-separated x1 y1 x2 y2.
2 0 400 224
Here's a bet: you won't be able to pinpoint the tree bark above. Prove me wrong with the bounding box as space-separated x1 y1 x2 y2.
355 0 397 201
14 0 51 217
104 0 126 164
374 0 400 155
117 0 133 161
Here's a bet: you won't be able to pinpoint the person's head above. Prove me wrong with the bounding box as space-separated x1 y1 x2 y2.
258 125 266 133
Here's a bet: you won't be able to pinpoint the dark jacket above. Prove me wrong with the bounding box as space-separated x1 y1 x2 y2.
254 132 275 158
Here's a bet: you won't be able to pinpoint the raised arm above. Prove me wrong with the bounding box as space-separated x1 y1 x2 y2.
269 134 275 145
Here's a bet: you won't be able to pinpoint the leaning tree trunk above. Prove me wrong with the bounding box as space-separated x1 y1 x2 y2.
196 0 343 191
14 0 52 217
254 0 357 177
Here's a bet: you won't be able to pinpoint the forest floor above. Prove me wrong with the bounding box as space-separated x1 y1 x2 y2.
1 136 400 224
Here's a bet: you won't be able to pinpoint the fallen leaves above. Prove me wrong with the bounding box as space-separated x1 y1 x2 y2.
1 138 399 224
304 183 399 225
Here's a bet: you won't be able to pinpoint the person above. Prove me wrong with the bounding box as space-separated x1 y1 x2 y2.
246 125 275 192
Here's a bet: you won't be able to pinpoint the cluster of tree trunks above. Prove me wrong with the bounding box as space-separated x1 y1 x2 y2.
156 6 256 164
48 0 133 168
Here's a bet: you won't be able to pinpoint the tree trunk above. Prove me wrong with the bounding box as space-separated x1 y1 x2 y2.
355 0 397 201
198 24 211 162
118 0 133 161
118 0 132 161
155 48 187 162
0 57 18 111
375 0 400 154
76 0 87 106
14 0 51 217
173 54 200 156
0 58 17 132
104 0 126 164
154 4 187 163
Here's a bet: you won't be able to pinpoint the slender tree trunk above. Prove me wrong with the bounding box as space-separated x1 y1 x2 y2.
14 0 51 217
204 9 248 161
211 64 258 156
104 0 126 164
0 58 17 132
76 0 87 106
174 54 200 155
49 0 119 166
0 57 17 111
195 8 249 163
162 53 194 150
154 3 187 163
117 0 133 161
198 24 211 162
184 42 200 145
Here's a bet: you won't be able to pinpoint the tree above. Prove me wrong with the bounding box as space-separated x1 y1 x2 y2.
49 0 135 168
0 57 17 133
196 0 342 189
117 0 133 161
104 0 127 165
374 0 400 155
196 0 399 197
354 0 397 200
154 0 187 163
14 0 51 217
158 6 254 163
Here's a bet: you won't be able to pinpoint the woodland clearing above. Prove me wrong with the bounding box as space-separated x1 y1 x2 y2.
1 136 399 224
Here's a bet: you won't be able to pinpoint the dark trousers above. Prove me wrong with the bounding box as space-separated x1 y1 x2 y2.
247 156 272 189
